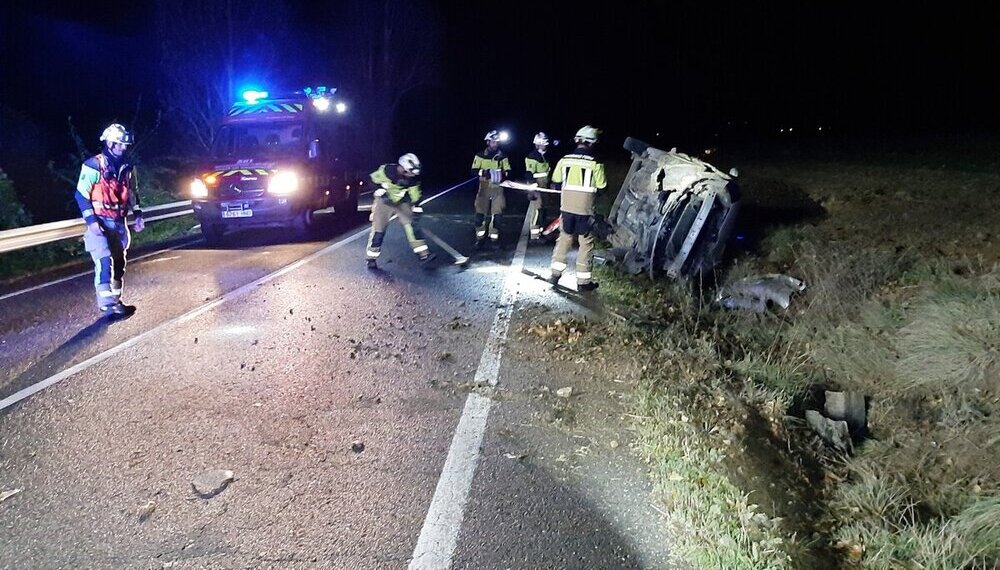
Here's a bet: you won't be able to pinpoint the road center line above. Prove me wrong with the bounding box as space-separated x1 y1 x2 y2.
409 206 531 569
0 180 470 412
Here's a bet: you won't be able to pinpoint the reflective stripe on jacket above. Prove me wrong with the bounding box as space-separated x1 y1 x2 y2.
471 149 511 181
370 164 421 204
524 149 550 185
76 153 135 222
551 148 607 215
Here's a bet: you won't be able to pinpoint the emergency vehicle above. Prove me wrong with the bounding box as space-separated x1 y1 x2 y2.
189 87 360 244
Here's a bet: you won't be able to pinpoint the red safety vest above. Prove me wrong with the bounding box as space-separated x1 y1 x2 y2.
89 154 132 220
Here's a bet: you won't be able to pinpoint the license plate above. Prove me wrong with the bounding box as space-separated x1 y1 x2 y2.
222 209 253 218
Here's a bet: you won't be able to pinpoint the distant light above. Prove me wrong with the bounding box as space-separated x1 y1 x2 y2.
335 102 347 114
312 97 331 112
780 128 785 133
656 132 661 137
789 127 794 132
736 233 745 241
818 126 823 131
242 90 269 103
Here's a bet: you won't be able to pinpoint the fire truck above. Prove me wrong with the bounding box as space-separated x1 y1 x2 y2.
189 87 360 244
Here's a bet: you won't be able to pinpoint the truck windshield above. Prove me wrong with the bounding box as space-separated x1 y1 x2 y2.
212 122 305 159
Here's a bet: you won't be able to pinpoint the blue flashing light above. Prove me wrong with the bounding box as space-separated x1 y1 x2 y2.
242 90 269 104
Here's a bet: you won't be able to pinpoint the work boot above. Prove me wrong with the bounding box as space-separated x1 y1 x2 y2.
547 273 561 285
101 302 136 321
366 258 378 270
578 282 600 292
419 252 437 265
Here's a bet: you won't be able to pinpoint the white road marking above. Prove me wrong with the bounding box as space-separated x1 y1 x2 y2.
0 238 201 302
0 178 476 304
409 206 531 569
0 181 470 412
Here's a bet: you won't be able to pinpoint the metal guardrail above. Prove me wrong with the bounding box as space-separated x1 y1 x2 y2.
0 200 194 254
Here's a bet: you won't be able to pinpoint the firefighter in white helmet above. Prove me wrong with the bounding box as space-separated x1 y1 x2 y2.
548 126 606 292
365 153 435 269
470 129 511 247
524 131 552 242
74 123 145 319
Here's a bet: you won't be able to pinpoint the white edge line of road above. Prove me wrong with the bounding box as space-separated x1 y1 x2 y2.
0 237 203 302
408 201 532 569
0 177 474 304
0 179 473 412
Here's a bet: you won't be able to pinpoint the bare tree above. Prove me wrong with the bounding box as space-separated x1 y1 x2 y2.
155 0 291 154
338 0 443 163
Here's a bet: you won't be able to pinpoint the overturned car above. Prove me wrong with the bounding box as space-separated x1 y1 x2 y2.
600 138 741 280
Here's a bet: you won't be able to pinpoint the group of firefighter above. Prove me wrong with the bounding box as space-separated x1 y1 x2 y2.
365 125 607 292
74 123 606 321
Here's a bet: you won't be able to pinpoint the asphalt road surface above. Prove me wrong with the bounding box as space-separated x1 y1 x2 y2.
0 180 671 569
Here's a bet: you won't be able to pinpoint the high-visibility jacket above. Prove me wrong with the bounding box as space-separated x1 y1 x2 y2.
524 149 551 186
551 146 606 216
75 151 140 224
471 148 511 183
370 164 421 204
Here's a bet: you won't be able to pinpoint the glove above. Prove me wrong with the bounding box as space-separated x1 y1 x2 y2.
133 214 145 233
374 188 389 203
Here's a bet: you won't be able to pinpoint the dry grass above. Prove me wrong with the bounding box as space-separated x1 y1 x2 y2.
572 145 1000 568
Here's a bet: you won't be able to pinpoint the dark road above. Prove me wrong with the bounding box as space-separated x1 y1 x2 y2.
0 179 670 569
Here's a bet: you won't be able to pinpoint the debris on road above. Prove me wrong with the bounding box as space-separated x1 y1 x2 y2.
555 387 574 398
351 441 365 453
137 500 156 522
503 452 527 461
0 488 23 504
191 469 235 499
715 274 806 312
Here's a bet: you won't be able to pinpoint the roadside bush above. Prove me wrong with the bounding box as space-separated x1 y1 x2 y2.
0 169 32 230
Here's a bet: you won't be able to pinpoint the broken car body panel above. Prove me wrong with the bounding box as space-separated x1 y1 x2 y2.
603 137 741 279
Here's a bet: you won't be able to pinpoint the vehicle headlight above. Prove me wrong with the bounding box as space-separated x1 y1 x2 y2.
268 171 299 195
191 178 208 198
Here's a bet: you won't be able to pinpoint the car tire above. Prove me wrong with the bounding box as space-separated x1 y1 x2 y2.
202 223 225 246
294 209 316 239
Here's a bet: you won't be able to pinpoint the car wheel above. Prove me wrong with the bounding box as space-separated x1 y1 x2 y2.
202 223 225 246
294 209 316 239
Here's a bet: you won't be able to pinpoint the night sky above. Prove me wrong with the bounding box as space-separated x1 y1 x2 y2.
1 1 998 212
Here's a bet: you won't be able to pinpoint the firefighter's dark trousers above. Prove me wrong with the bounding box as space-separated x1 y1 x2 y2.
550 212 595 286
473 180 505 242
83 218 131 309
366 199 429 260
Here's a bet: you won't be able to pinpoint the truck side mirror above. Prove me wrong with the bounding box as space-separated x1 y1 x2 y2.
308 140 321 159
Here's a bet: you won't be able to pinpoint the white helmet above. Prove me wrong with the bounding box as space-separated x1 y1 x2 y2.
398 153 421 175
99 123 134 145
484 130 501 143
533 132 549 146
574 125 600 144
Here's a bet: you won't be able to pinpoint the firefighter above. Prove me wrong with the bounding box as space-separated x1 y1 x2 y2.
365 153 435 269
524 132 552 242
75 123 144 319
470 130 511 246
548 126 607 292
